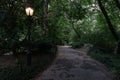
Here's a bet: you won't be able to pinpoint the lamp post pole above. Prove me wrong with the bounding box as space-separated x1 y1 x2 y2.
27 16 31 66
25 7 34 66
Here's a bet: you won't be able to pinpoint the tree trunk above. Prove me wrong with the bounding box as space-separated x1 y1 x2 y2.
41 0 49 38
114 0 120 10
97 0 120 54
97 0 119 41
71 20 81 39
70 0 81 40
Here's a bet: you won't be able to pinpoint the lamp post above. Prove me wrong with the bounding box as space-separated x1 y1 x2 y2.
25 7 34 66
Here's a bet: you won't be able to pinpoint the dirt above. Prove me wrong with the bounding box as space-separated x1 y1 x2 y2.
0 55 16 68
33 46 113 80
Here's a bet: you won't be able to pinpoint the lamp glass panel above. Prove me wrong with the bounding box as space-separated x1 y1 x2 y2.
25 7 34 16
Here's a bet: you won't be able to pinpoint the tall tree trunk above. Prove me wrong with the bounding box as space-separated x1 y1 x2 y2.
114 0 120 10
70 0 81 40
71 20 81 39
41 0 48 38
97 0 119 41
97 0 120 54
114 0 120 54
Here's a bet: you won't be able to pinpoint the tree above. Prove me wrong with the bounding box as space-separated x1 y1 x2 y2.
97 0 119 41
97 0 120 54
41 0 50 37
114 0 120 10
69 0 86 40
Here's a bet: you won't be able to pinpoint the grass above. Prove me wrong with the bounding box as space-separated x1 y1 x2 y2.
0 51 56 80
88 49 120 80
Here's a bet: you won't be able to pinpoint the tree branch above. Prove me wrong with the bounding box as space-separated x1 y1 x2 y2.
97 0 119 41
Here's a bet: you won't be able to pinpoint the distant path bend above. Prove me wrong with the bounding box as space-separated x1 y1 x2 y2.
34 46 113 80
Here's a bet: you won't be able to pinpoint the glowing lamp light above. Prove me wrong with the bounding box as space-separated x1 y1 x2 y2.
25 7 34 16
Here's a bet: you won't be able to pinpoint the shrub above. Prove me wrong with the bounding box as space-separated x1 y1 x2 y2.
88 49 120 77
30 39 57 55
71 42 84 48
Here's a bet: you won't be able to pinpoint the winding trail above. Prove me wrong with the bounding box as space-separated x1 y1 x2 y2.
34 46 113 80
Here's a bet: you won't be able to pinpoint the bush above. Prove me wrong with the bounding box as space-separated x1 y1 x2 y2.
71 42 84 48
0 39 57 80
88 49 120 78
0 38 57 80
0 54 55 80
5 38 57 56
30 39 57 55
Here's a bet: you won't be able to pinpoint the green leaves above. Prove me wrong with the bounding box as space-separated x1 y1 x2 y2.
0 0 119 53
70 1 86 20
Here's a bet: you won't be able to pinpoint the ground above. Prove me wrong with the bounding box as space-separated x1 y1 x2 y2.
33 46 113 80
0 55 16 68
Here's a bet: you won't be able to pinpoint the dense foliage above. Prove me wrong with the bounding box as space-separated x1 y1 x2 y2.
88 49 120 80
0 0 120 79
0 0 119 52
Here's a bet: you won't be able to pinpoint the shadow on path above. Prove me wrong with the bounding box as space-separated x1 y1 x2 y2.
34 46 113 80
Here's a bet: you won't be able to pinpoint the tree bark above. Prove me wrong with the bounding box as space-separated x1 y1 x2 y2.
114 0 120 10
70 0 81 39
114 0 120 54
71 20 81 39
41 0 49 38
97 0 120 54
97 0 119 41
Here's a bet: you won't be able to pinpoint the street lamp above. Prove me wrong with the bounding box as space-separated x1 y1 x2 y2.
25 7 34 66
25 7 34 16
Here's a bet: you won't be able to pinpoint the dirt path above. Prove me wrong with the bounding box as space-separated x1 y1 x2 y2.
34 46 113 80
